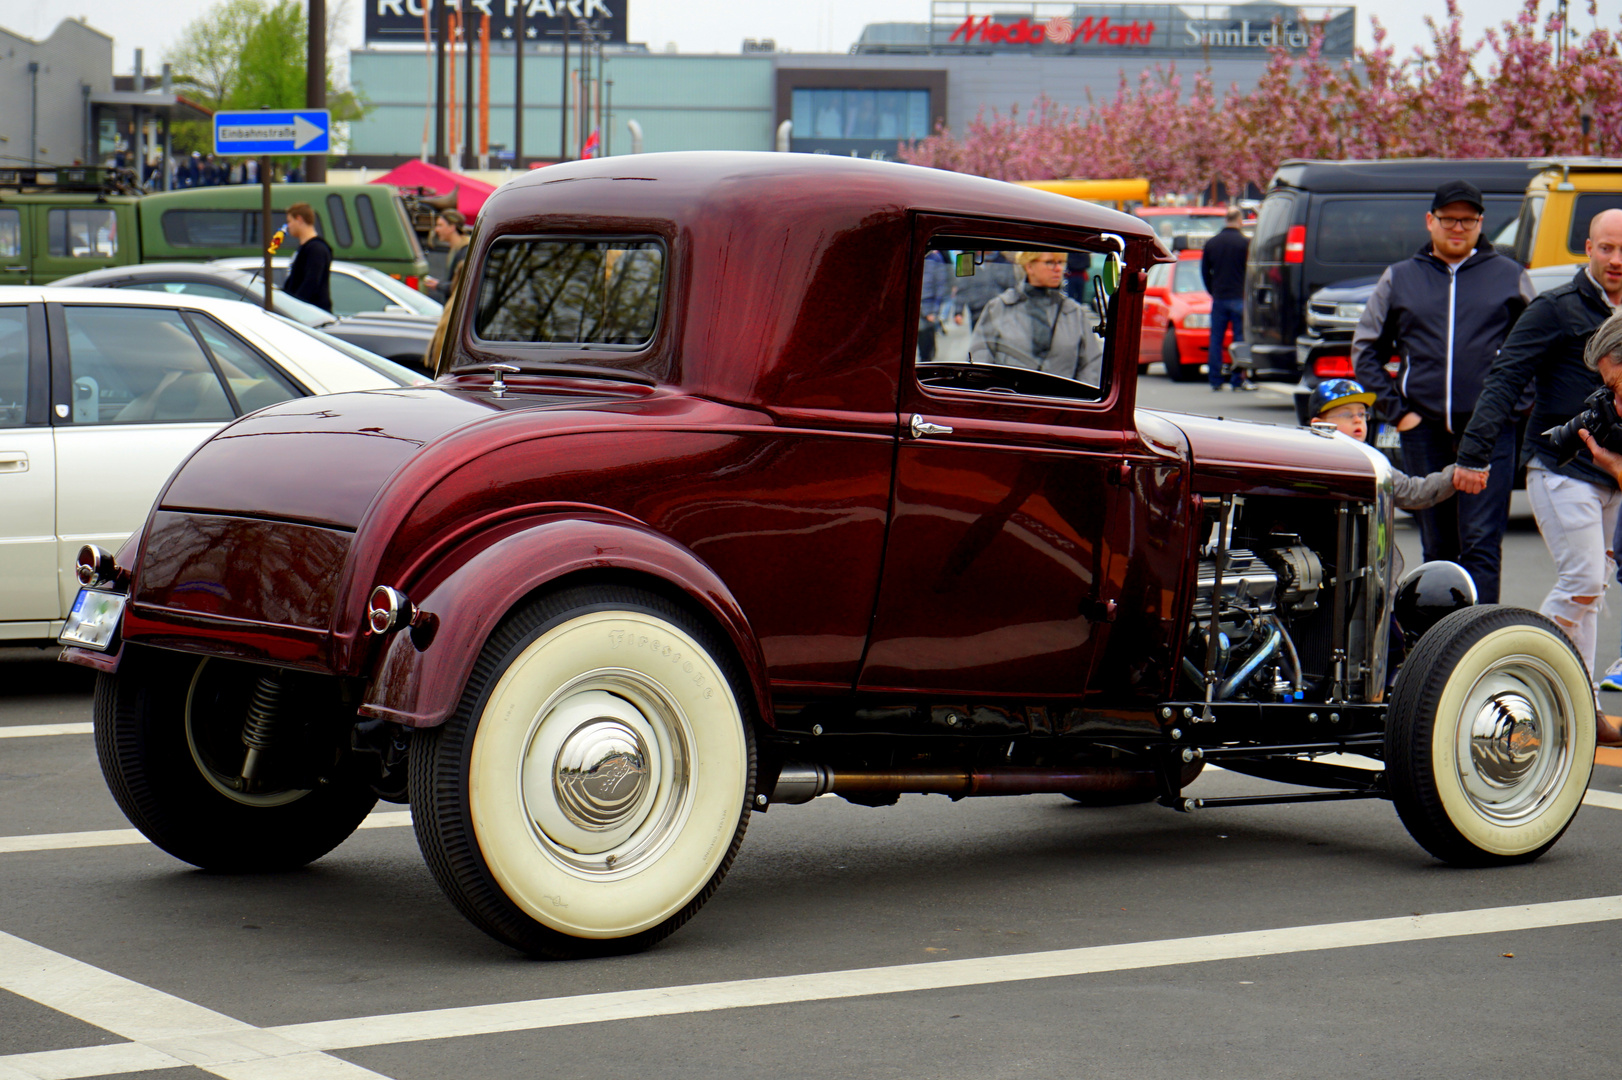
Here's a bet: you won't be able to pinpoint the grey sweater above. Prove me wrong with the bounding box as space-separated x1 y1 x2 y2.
1392 463 1456 511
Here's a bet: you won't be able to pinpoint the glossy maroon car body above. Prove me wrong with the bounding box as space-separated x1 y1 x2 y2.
91 153 1606 960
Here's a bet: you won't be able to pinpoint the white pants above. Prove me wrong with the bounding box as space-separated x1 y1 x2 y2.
1525 461 1621 686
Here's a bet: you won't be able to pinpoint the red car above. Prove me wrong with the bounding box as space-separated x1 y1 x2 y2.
1139 248 1235 381
62 154 1600 959
1132 205 1229 244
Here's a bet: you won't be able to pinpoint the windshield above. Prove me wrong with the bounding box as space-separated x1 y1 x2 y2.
1138 213 1224 241
266 313 424 386
218 269 337 327
353 263 443 315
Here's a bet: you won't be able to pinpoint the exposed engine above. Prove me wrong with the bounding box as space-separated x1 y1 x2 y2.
1182 503 1334 704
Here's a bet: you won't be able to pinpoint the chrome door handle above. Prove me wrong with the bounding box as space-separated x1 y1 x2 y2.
909 414 953 439
2 265 25 272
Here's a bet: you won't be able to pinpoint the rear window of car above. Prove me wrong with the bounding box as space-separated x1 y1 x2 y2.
473 238 664 347
1569 193 1622 254
1313 197 1520 265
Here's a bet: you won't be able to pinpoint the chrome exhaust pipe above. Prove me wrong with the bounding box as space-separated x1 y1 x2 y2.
770 763 1157 804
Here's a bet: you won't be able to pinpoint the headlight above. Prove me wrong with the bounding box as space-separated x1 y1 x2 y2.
1336 302 1366 321
1183 312 1211 329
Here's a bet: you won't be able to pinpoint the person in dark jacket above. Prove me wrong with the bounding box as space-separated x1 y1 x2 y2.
1453 211 1622 736
282 202 333 313
1200 207 1252 391
1351 180 1535 604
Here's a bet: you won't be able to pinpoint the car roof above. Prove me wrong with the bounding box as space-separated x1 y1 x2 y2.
5 285 266 313
54 263 250 286
1269 158 1548 196
211 256 383 274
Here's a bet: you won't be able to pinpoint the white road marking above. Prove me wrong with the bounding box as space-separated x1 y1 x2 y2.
1584 789 1622 811
0 930 391 1079
0 813 413 856
0 723 93 739
2 894 1619 1079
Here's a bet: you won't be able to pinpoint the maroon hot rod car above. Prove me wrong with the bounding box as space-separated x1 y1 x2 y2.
63 153 1598 959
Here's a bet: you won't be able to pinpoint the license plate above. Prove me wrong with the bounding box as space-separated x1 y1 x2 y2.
1375 424 1401 450
60 588 126 650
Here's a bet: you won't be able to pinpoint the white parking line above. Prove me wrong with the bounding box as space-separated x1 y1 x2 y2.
0 722 93 739
1584 789 1622 812
0 812 413 856
2 894 1620 1079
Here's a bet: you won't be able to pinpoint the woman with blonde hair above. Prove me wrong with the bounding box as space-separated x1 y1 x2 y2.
968 250 1101 385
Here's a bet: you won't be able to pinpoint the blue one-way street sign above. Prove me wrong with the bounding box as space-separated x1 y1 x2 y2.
213 110 331 155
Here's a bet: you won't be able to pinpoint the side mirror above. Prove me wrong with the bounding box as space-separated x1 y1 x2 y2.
1103 252 1122 295
954 251 978 277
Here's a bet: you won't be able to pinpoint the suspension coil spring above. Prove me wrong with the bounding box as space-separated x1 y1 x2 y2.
238 673 285 785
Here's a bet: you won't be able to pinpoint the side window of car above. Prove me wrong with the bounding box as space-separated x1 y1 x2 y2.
0 307 28 428
184 312 302 414
0 209 21 259
328 273 391 317
354 194 383 249
120 281 243 300
325 194 355 248
915 239 1107 402
60 306 234 425
47 208 118 257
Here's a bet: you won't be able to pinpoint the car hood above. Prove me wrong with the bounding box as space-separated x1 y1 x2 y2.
1309 275 1381 305
1153 410 1375 501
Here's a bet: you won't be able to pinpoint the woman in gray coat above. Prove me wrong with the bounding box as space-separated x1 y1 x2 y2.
968 251 1102 385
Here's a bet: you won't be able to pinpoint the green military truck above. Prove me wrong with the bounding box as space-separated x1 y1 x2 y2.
0 166 429 287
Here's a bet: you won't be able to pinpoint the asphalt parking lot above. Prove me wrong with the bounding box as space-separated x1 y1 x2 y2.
4 370 1621 1080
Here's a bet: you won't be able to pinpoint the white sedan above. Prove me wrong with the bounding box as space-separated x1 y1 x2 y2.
0 287 427 644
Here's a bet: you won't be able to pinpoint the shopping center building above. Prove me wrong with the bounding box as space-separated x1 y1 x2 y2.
341 1 1355 166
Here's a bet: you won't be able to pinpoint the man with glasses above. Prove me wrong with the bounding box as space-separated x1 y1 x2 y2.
1352 180 1535 604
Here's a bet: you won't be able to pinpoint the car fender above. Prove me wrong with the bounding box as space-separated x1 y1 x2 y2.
356 512 774 730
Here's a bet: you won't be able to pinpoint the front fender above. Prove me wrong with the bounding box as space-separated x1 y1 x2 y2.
356 514 773 729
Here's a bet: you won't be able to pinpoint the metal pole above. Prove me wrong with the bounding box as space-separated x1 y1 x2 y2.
605 77 612 157
514 0 524 165
261 155 274 311
28 62 39 168
306 0 327 182
464 2 475 170
435 0 447 165
560 17 569 160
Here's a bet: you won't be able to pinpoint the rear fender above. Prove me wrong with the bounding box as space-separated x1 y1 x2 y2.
357 515 773 730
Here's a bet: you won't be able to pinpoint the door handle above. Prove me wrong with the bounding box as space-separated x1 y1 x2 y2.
0 452 28 473
908 414 953 439
2 266 25 272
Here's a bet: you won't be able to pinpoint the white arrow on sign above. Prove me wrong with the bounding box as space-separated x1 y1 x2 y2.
217 115 326 149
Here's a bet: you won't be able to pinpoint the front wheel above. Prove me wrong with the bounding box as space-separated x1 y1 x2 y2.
410 585 756 958
1386 606 1595 866
94 646 378 871
1164 331 1198 382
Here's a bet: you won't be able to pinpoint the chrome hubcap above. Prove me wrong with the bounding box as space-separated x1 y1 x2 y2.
1454 656 1573 825
553 718 650 831
520 678 692 875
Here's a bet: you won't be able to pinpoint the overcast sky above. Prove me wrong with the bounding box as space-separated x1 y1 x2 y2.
13 0 1605 84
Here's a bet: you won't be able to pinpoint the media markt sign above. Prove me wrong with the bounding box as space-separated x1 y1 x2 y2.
929 1 1355 58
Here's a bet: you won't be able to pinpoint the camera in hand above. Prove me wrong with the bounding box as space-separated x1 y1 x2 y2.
1545 385 1622 466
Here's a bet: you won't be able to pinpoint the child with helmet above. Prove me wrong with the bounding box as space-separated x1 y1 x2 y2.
1309 378 1458 511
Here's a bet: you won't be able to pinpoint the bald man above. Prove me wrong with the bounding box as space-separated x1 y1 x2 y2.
1455 208 1622 740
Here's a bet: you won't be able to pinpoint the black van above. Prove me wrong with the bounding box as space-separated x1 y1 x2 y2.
1242 159 1543 381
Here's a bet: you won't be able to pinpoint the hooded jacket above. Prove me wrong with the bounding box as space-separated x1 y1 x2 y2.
1351 238 1535 432
969 283 1102 384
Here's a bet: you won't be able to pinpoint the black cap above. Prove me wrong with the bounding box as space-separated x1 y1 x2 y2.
1431 180 1485 214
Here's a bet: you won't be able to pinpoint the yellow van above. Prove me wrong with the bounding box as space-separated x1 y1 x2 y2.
1512 160 1622 267
1011 177 1151 213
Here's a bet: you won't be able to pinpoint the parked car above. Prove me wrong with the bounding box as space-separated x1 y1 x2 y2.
1138 248 1233 381
0 166 429 285
62 153 1600 962
0 287 424 644
1511 159 1622 269
49 263 438 372
1240 158 1543 381
1133 205 1228 243
209 256 443 318
1290 262 1581 424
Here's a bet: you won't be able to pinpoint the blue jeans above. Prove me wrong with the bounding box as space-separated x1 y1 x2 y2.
1208 298 1244 388
1398 418 1516 604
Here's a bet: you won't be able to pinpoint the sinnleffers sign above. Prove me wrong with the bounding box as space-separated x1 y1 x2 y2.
365 0 627 44
930 1 1355 58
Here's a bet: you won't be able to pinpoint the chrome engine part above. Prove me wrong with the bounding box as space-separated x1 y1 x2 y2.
1186 541 1321 703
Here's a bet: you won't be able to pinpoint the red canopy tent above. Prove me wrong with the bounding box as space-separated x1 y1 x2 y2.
371 160 496 219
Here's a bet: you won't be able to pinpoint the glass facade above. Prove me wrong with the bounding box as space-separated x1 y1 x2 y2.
792 88 932 142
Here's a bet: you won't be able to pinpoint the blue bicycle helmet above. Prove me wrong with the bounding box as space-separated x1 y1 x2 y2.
1309 378 1377 419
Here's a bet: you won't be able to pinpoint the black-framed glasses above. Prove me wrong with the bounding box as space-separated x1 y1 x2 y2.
1433 214 1482 231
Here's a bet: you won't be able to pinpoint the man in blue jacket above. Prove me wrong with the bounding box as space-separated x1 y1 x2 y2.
1352 180 1535 603
1452 211 1622 738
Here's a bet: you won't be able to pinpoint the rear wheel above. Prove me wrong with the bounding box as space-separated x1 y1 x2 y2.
410 584 755 958
1164 331 1199 382
1386 606 1594 866
94 646 378 871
